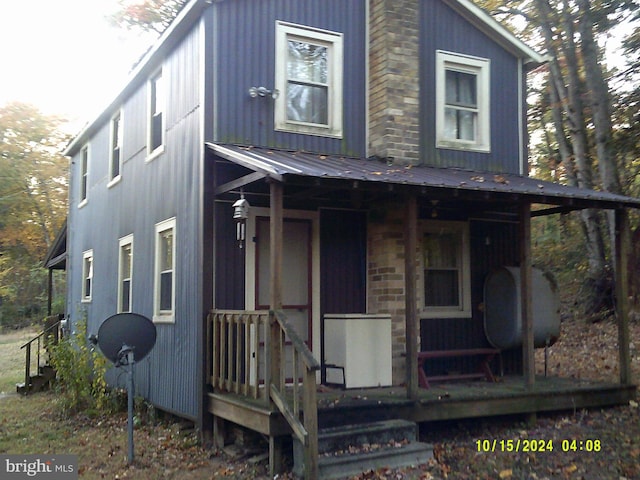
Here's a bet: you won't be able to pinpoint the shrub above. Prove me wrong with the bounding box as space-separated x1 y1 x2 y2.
49 318 112 415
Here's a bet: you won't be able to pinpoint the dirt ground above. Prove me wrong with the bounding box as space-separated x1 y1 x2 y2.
1 316 639 479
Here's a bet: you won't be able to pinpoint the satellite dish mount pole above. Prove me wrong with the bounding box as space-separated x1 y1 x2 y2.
118 345 135 464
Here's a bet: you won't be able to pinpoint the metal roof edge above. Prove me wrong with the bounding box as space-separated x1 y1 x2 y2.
64 0 210 157
206 143 283 180
444 0 546 66
210 144 640 210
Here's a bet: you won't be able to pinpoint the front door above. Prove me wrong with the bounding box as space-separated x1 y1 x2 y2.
255 217 312 346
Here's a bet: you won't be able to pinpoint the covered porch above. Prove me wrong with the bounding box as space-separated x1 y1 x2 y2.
205 144 639 478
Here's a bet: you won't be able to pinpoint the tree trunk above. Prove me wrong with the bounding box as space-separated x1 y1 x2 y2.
534 0 608 313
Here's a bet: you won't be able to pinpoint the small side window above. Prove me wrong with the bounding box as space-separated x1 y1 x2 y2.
109 110 123 186
118 235 133 313
82 250 94 302
154 218 175 323
436 51 490 152
79 145 89 207
148 69 165 159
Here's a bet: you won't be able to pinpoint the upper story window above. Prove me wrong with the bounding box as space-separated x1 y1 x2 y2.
82 249 94 302
109 110 123 186
420 221 471 318
79 145 89 208
148 69 165 159
275 21 343 138
154 218 175 323
436 51 490 153
118 235 133 313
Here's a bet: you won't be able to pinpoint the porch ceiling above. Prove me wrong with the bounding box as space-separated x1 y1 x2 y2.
207 143 640 211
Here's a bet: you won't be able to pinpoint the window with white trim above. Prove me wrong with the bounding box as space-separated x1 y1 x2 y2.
79 145 89 207
148 69 164 159
82 250 93 302
421 221 471 318
118 235 133 313
436 51 490 152
154 218 175 322
275 21 343 138
109 110 123 185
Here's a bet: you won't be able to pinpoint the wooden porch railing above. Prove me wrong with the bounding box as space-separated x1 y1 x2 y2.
19 315 63 395
208 309 320 479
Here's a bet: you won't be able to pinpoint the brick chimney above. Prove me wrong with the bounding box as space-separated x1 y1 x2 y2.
369 0 420 166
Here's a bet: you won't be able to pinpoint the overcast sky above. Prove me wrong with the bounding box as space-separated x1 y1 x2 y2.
0 0 634 135
0 0 155 132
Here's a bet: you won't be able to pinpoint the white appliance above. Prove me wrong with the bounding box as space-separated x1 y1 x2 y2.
324 314 392 388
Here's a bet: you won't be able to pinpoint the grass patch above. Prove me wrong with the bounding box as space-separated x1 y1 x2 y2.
0 327 36 394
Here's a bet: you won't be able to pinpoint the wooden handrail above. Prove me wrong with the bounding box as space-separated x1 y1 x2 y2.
19 317 62 395
20 320 62 350
272 310 320 372
208 309 319 478
270 309 319 479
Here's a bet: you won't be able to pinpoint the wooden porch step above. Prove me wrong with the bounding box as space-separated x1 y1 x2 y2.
16 365 57 395
293 419 433 479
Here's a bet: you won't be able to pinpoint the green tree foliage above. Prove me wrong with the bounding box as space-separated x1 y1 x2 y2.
0 102 69 327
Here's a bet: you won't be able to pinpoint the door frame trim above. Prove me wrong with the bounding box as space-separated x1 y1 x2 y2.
245 207 321 362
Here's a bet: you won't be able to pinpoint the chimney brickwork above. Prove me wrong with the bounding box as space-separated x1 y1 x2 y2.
369 0 421 166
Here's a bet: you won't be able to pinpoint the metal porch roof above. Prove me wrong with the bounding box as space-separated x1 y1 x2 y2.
208 144 640 210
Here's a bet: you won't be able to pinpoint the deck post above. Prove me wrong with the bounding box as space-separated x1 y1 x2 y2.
404 194 419 399
519 202 535 388
269 180 284 477
614 208 632 385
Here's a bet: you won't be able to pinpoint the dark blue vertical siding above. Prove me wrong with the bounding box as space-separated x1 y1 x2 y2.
66 23 203 420
212 0 367 157
420 0 522 173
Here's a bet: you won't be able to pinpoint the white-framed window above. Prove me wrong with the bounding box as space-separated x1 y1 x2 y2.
154 218 175 323
436 51 490 152
420 221 471 318
81 249 94 302
147 68 165 160
108 110 123 186
79 145 89 208
275 21 343 138
118 235 133 313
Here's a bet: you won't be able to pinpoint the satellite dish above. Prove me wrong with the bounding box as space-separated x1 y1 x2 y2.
93 313 156 465
97 313 156 365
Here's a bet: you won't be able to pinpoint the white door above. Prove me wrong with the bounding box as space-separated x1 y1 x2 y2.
256 217 312 344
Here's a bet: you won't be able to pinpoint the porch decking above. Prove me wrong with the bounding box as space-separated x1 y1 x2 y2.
208 375 637 434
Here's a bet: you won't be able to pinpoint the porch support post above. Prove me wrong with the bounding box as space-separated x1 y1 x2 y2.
405 194 419 399
614 208 632 385
270 180 284 312
47 268 53 316
268 180 284 477
519 202 535 388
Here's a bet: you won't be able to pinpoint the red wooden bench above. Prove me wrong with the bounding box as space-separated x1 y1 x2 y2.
417 348 500 389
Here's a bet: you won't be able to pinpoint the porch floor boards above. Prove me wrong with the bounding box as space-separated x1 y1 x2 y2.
208 376 637 435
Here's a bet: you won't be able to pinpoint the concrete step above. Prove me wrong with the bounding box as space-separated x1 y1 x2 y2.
317 419 418 454
294 419 433 479
317 441 433 480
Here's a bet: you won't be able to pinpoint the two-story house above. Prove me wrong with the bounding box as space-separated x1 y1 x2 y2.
62 0 639 477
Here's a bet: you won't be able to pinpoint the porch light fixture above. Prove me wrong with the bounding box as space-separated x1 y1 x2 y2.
233 193 250 249
248 86 280 99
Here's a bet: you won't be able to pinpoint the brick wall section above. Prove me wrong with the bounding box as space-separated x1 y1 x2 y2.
367 207 416 384
369 0 421 166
